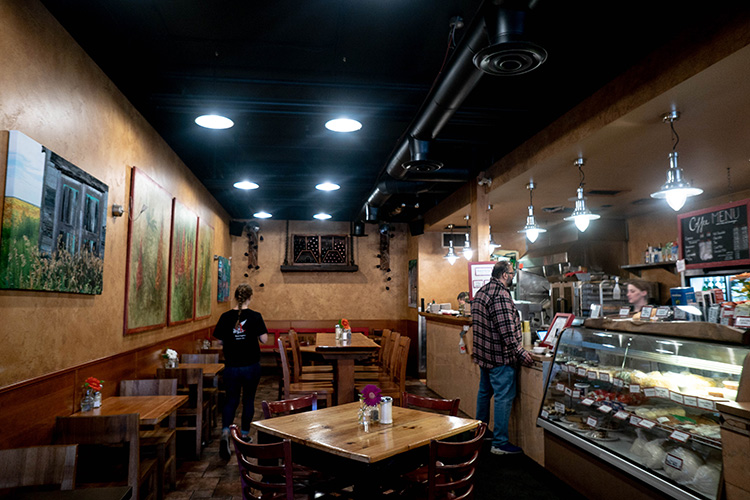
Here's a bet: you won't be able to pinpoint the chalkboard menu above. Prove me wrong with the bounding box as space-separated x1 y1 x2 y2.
677 199 750 269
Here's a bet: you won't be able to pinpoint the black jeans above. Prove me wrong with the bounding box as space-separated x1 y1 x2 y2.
222 362 261 432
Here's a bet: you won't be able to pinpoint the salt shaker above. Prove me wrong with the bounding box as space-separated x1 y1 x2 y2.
379 396 393 424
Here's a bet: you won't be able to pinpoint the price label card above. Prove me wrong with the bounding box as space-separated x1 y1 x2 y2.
639 419 656 429
572 390 581 399
641 305 654 319
629 416 642 426
643 388 656 398
629 384 641 393
670 392 685 404
586 416 599 428
619 307 631 317
697 398 716 411
735 316 750 328
561 364 569 372
577 368 587 377
565 387 573 396
587 371 597 380
599 373 610 383
676 259 686 273
669 430 690 443
556 383 565 392
614 378 624 388
655 306 671 319
614 410 629 420
598 405 613 414
683 396 698 407
657 416 671 424
665 453 684 470
555 402 566 414
581 398 594 406
541 410 550 419
655 387 670 399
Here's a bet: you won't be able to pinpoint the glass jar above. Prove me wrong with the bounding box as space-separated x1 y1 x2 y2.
93 391 102 408
165 358 178 369
80 389 94 412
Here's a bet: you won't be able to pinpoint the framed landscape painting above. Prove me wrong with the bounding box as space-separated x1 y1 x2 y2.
124 167 172 334
195 218 213 320
169 199 197 325
217 256 230 302
1 130 108 294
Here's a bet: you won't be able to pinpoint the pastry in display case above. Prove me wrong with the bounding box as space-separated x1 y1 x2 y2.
537 319 749 500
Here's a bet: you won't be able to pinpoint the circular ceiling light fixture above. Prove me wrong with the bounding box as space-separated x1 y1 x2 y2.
195 114 234 129
325 118 362 133
316 182 340 191
233 181 259 190
253 211 272 219
313 213 332 220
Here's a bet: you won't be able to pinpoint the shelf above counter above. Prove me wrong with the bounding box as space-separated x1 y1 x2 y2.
621 262 677 276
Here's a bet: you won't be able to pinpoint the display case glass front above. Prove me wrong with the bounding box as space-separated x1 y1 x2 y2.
538 323 749 500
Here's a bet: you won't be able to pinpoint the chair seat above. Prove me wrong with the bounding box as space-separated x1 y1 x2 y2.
302 365 333 373
140 427 175 446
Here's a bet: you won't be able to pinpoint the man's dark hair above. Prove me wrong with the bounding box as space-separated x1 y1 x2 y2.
492 260 513 279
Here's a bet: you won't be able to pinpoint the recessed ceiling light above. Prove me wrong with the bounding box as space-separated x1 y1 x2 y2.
195 114 234 129
233 181 259 190
325 118 362 133
253 211 272 219
313 213 332 220
316 182 340 191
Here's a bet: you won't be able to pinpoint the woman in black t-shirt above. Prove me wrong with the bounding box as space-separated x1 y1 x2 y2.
214 284 268 459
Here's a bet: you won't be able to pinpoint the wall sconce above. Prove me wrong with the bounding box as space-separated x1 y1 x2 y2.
111 204 124 217
518 181 546 243
650 110 703 211
563 158 600 232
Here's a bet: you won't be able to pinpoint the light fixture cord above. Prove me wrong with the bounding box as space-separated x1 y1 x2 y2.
670 118 680 151
578 163 585 188
529 185 533 206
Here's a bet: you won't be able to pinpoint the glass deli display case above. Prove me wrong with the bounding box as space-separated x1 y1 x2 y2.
537 319 750 500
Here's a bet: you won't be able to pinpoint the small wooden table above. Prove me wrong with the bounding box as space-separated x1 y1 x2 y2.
301 333 379 405
172 363 224 377
72 396 187 425
252 401 479 463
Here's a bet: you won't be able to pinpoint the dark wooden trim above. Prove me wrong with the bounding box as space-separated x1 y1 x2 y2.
280 264 358 272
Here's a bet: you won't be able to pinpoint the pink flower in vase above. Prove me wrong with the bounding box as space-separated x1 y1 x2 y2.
361 384 382 406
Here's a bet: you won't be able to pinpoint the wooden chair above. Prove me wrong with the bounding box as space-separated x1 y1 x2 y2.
357 336 410 406
355 331 400 381
0 444 78 492
180 353 221 431
402 393 461 416
120 378 179 499
356 329 392 372
229 424 294 500
157 367 207 459
262 394 318 419
288 330 333 383
55 413 157 500
277 338 334 408
399 422 487 500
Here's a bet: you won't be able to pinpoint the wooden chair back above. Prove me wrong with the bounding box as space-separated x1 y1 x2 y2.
391 337 411 392
119 378 178 396
230 425 294 500
277 337 294 398
287 330 304 383
402 393 460 416
0 444 78 491
181 353 219 363
427 422 487 500
262 394 318 419
382 331 401 372
157 367 205 458
54 414 143 498
377 329 392 364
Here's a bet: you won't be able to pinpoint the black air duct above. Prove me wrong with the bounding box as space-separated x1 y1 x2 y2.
402 138 444 173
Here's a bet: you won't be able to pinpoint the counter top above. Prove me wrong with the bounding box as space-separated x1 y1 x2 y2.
419 311 472 325
718 401 750 420
584 317 750 345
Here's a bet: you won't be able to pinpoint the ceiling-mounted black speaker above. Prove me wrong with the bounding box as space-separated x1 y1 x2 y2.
352 221 367 237
229 220 245 236
409 219 425 236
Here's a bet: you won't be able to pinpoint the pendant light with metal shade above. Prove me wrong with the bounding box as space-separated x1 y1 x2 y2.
444 224 459 265
650 111 703 211
563 157 600 232
462 215 473 260
518 181 546 243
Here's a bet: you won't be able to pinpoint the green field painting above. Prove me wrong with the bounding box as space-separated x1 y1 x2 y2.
169 199 197 324
195 219 213 319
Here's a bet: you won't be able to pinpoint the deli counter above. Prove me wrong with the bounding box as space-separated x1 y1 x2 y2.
537 318 750 500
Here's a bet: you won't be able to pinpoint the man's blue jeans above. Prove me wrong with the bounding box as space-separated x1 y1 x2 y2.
476 365 517 448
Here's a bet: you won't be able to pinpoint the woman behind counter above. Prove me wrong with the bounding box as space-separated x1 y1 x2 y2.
627 279 651 316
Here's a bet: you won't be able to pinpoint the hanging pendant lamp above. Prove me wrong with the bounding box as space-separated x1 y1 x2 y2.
518 181 546 243
650 111 703 211
462 215 473 260
563 157 600 232
444 224 459 265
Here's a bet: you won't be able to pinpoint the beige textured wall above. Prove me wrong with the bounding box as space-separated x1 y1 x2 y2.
0 0 231 388
418 231 472 308
229 220 408 322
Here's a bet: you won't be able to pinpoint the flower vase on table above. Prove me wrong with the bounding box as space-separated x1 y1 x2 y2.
80 389 94 412
359 384 382 432
81 376 103 412
162 348 179 368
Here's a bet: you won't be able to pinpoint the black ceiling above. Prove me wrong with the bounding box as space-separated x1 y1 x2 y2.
40 0 728 223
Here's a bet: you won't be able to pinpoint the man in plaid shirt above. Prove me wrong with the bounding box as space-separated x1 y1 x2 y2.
472 260 533 455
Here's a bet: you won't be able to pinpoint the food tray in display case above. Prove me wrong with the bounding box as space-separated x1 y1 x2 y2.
537 319 750 500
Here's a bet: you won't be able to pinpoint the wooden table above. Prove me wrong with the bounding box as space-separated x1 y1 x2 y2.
72 396 187 425
252 401 479 463
172 363 224 377
301 333 380 405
